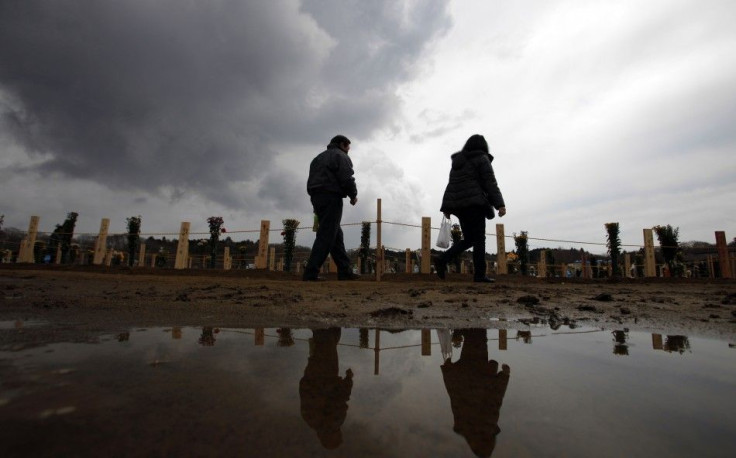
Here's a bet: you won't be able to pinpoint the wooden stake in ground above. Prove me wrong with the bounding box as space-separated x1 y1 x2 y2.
538 250 547 278
496 224 507 275
223 247 232 270
376 199 383 281
93 218 110 265
138 244 146 268
174 222 190 269
421 217 431 274
643 228 656 277
715 231 732 278
254 220 270 269
17 216 40 263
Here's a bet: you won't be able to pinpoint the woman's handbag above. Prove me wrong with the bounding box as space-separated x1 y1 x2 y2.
436 216 452 249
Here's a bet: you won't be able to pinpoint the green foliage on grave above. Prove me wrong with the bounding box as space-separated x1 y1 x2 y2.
514 231 529 275
281 219 300 272
126 216 142 267
654 224 683 276
48 212 78 263
207 216 225 268
605 222 621 277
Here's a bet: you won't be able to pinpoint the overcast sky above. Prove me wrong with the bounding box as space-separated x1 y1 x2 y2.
1 0 735 254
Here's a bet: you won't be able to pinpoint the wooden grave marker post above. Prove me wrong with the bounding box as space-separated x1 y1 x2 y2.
93 218 110 265
715 231 732 278
138 244 146 268
255 220 270 269
376 199 383 281
174 222 190 269
643 228 656 277
18 216 40 263
496 224 507 275
421 217 431 274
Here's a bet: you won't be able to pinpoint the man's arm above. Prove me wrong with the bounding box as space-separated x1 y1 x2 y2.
335 153 358 201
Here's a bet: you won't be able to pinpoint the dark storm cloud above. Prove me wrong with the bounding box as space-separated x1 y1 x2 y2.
0 0 451 210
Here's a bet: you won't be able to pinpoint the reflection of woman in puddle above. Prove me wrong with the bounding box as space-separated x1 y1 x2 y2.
299 327 354 449
442 328 510 457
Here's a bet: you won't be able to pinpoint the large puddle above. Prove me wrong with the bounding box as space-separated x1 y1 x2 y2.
1 323 735 457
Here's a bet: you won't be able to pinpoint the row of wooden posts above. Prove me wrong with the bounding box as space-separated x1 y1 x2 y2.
13 199 734 280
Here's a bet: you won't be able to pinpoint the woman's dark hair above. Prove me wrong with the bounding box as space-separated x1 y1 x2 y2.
462 134 488 153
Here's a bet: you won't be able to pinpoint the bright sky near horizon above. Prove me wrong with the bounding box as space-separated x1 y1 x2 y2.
1 0 734 254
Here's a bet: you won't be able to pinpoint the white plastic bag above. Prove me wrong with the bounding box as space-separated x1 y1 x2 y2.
436 328 453 361
436 216 451 249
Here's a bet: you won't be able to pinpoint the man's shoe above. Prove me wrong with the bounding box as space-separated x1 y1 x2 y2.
338 273 360 281
473 277 495 283
434 256 446 280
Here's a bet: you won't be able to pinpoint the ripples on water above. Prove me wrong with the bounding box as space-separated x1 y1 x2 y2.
0 323 735 457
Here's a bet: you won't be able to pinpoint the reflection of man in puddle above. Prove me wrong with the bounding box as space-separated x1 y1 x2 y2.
442 328 510 457
299 327 353 449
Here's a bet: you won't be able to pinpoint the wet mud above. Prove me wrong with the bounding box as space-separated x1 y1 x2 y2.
1 266 735 347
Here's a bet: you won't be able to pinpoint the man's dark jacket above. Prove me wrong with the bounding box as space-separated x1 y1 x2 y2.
307 143 357 199
440 141 505 219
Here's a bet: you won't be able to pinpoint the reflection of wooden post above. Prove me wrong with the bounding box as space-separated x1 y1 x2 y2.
461 260 466 274
93 218 110 265
421 329 431 356
55 245 62 264
376 199 383 282
715 231 732 278
255 328 264 346
624 253 631 277
405 249 411 273
174 222 190 269
652 333 663 350
223 247 231 270
151 254 157 268
104 248 113 266
255 220 270 269
496 224 507 274
374 329 380 376
138 244 146 268
499 329 507 351
643 229 656 277
17 216 40 263
538 250 547 278
421 217 431 273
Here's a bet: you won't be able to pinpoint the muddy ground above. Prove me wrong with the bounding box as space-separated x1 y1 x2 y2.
1 265 735 347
